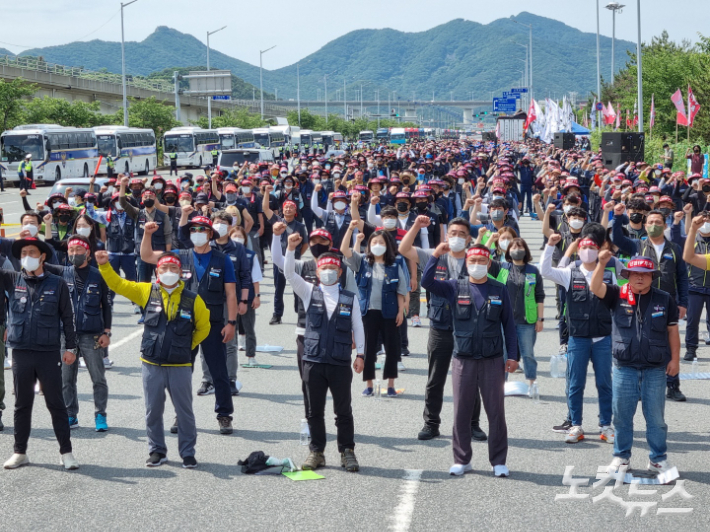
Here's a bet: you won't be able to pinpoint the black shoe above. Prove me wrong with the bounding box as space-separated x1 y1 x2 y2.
401 348 410 357
146 452 167 467
196 382 215 396
170 416 178 434
340 448 360 472
471 424 487 441
269 315 282 325
552 419 572 433
706 337 710 345
0 412 3 432
182 456 198 469
418 425 440 440
684 349 697 361
667 384 687 402
218 416 233 435
230 380 239 396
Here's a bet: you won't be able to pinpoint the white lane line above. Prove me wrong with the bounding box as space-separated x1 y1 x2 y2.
108 329 143 352
389 469 423 532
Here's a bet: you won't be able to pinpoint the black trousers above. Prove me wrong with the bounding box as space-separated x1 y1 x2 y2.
685 291 710 349
296 335 310 417
12 349 72 455
423 328 481 429
363 310 400 382
303 361 354 453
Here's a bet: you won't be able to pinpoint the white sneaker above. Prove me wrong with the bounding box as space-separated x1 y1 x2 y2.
449 463 473 476
493 465 510 477
246 357 257 367
3 357 10 370
134 305 142 315
60 452 79 470
79 358 87 369
3 453 29 469
564 425 584 444
234 380 243 393
34 382 40 394
376 346 385 355
103 358 114 369
397 361 406 372
600 425 615 444
647 459 673 475
607 456 630 473
239 335 246 351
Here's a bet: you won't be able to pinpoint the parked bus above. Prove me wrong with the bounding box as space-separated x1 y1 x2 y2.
376 128 390 142
320 131 343 148
252 128 271 148
299 130 314 148
359 130 374 143
268 126 287 147
269 125 292 145
389 127 406 145
163 127 220 168
94 126 157 175
1 124 100 184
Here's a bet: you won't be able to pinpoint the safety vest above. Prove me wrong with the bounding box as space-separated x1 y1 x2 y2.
21 160 32 172
429 255 466 331
296 259 318 329
106 157 115 169
639 238 677 296
303 287 355 366
490 263 538 324
211 149 218 157
135 209 167 254
565 263 613 338
169 152 178 161
178 249 227 325
355 260 399 319
688 234 710 291
63 266 105 335
451 278 507 359
140 284 196 365
106 212 136 254
7 274 63 351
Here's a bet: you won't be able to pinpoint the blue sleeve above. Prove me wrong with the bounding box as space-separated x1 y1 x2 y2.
499 285 519 361
421 254 456 304
223 253 237 283
670 223 685 248
610 215 639 257
235 244 251 292
179 224 193 248
675 246 689 309
0 238 13 259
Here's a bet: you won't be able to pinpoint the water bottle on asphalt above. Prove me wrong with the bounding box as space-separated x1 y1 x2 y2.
531 383 540 403
300 419 309 445
550 355 559 378
374 379 381 399
692 358 699 376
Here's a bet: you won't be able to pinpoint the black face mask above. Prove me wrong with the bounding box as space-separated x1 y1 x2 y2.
164 196 177 205
660 208 671 217
69 253 87 267
143 199 155 208
131 189 142 197
703 185 710 193
416 202 429 213
396 202 409 213
58 214 71 223
310 243 330 258
299 175 308 182
629 212 645 224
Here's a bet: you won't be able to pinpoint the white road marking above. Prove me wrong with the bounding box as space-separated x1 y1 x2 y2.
389 469 423 532
108 329 143 352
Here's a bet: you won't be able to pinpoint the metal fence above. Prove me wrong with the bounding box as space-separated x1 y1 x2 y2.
0 55 173 93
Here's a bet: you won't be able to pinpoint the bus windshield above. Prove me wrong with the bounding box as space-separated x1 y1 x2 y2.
254 133 270 147
164 135 194 153
1 135 44 163
96 135 117 157
220 134 236 150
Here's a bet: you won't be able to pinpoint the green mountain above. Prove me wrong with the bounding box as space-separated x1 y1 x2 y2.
0 48 15 57
19 12 634 104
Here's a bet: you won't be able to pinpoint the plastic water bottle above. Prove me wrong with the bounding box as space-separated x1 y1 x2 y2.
374 379 382 399
299 419 309 446
692 358 699 376
531 383 540 403
558 353 567 378
550 355 560 378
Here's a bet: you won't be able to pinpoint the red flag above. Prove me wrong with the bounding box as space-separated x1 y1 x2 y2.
671 89 688 126
523 99 536 130
688 85 701 127
626 109 631 128
650 94 655 129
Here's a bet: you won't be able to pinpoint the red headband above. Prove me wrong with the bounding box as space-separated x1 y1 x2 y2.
317 256 341 269
283 200 297 209
466 247 490 259
578 238 599 249
157 255 181 268
67 238 90 251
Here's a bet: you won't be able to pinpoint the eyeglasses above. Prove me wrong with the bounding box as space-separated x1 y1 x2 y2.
190 227 208 233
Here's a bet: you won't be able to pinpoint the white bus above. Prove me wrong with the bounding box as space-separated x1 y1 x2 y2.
359 130 374 142
217 128 258 150
94 126 157 175
162 127 220 168
1 124 100 184
252 128 271 148
269 125 291 145
320 131 343 148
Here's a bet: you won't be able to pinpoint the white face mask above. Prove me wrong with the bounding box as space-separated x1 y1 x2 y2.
314 179 321 185
332 173 341 179
284 184 293 191
569 219 584 230
701 223 710 234
563 205 573 214
212 223 228 237
106 186 115 195
76 226 91 237
21 256 40 272
154 183 164 190
467 263 488 280
68 198 77 207
241 186 252 194
499 239 511 251
22 224 38 237
333 201 347 211
458 178 465 185
232 237 245 245
382 218 397 230
370 243 387 257
448 236 466 252
159 271 180 287
319 269 339 286
579 248 598 263
190 232 209 247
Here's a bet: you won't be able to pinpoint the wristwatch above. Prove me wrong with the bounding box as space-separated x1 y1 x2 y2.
538 318 544 322
240 299 249 304
228 320 237 326
102 331 112 338
255 294 261 298
356 354 365 360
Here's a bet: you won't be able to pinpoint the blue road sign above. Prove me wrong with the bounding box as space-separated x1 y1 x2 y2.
510 88 529 94
493 98 517 113
503 92 521 100
212 95 231 101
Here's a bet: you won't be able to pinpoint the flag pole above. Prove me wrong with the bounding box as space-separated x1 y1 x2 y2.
688 84 691 142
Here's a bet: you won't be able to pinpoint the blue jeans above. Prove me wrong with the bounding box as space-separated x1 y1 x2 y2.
567 336 613 427
516 323 537 380
612 365 668 462
137 257 156 283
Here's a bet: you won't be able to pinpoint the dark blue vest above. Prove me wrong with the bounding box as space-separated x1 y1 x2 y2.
355 259 399 319
135 209 167 253
452 279 506 359
107 212 136 254
140 284 196 365
296 259 318 329
7 274 63 351
565 264 613 338
429 255 466 331
324 211 351 251
63 266 105 335
303 287 355 366
179 249 226 324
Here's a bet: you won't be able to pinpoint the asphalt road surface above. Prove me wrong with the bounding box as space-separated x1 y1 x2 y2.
0 183 708 532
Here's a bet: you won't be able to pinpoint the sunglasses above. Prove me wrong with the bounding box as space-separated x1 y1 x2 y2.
189 227 209 233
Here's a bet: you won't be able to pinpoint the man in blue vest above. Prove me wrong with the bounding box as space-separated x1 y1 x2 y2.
591 253 680 476
141 216 238 435
422 243 518 477
2 238 79 470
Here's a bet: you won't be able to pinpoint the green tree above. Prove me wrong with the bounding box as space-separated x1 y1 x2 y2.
23 97 103 127
195 107 269 129
0 78 37 130
112 96 179 137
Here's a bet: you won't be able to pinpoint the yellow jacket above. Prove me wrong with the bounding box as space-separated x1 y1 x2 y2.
99 263 211 365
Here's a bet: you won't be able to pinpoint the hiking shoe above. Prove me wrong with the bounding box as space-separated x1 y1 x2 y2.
449 463 473 476
493 465 510 477
684 349 697 361
3 453 29 469
397 361 406 372
245 357 258 367
197 382 215 396
146 452 167 467
386 387 398 397
600 425 615 444
68 416 79 430
182 456 198 469
411 316 422 328
552 419 572 433
170 416 178 434
230 380 240 396
269 315 282 325
340 449 360 472
60 452 79 470
218 416 233 435
667 383 687 402
418 425 440 440
133 305 142 315
95 414 108 432
302 451 325 471
565 426 584 443
471 424 488 441
362 387 374 397
103 358 114 369
607 456 630 473
648 459 674 475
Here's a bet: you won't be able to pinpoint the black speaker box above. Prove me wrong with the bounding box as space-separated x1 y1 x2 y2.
553 133 575 150
601 132 645 169
482 131 496 142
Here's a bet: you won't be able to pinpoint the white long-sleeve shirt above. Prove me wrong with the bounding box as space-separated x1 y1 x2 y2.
284 249 365 355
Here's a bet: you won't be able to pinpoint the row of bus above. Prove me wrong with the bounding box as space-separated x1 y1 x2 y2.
360 128 463 144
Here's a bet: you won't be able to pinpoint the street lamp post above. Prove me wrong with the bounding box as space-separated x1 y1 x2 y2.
120 0 138 127
259 45 276 120
606 2 625 85
206 25 227 129
513 19 533 102
296 63 301 126
343 78 347 119
596 0 602 128
636 0 643 132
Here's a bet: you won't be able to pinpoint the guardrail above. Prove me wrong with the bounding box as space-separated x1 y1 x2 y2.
0 55 173 93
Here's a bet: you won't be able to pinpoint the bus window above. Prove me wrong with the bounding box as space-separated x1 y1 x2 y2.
0 134 44 163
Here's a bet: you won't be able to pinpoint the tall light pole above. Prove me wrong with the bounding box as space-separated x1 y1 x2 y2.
323 75 328 125
296 63 301 126
259 45 276 120
636 0 643 132
120 0 138 127
516 43 528 108
606 2 625 84
206 25 227 129
596 0 602 128
343 78 347 119
512 19 533 102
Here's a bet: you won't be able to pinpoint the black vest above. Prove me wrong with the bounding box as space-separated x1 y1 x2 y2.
611 287 672 369
107 212 136 254
135 209 167 253
639 238 678 297
355 260 399 319
51 223 71 263
452 279 506 359
7 274 64 351
565 264 613 338
140 284 196 365
179 249 227 324
688 234 710 290
429 255 465 331
63 266 105 335
302 287 355 366
324 211 351 251
296 260 318 329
